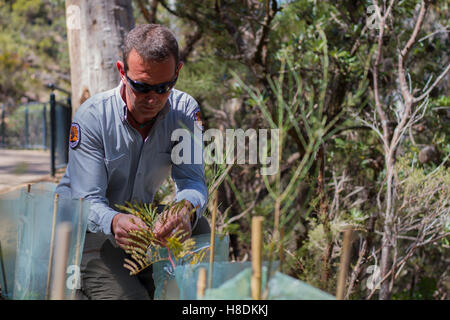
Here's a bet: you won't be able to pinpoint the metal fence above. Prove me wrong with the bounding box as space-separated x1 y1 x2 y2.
0 102 49 149
49 93 72 176
1 91 72 176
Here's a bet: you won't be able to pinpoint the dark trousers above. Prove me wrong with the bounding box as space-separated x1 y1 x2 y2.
77 216 210 300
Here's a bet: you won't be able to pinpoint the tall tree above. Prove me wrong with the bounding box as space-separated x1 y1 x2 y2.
0 0 70 104
65 0 134 114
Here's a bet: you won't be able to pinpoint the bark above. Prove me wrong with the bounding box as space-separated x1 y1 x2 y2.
66 0 135 114
179 28 203 63
136 0 159 24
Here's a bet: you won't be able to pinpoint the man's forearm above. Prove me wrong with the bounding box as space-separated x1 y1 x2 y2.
87 200 119 235
175 187 207 230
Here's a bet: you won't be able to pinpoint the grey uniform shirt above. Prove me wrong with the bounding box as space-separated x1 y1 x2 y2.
56 83 208 235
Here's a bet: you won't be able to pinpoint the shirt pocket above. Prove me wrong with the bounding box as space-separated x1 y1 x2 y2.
104 153 130 190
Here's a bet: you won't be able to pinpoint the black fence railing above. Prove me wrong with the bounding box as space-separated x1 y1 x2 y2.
1 86 72 177
49 88 72 177
0 102 49 150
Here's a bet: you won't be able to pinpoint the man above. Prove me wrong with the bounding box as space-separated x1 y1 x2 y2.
56 24 209 299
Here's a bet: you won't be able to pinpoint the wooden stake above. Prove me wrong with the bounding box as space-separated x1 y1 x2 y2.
336 228 353 300
208 189 218 289
70 198 83 300
251 216 264 300
27 184 31 193
279 226 285 272
197 267 207 299
0 241 8 296
46 193 59 300
50 222 72 300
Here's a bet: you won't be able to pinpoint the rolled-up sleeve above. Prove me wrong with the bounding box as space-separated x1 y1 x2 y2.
171 101 208 230
61 106 118 235
172 167 208 229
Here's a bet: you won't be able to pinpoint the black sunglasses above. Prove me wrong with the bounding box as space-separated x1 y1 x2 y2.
125 73 178 94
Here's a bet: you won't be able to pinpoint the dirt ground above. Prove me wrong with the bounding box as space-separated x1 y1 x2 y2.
0 149 63 194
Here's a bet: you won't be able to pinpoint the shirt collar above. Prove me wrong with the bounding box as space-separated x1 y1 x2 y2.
115 82 127 123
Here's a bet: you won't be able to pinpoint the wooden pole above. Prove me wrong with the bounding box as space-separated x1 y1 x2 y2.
279 226 284 272
196 267 207 299
208 189 218 289
27 184 31 193
70 198 83 300
50 222 72 300
0 241 8 297
46 193 59 299
251 216 264 300
336 228 353 300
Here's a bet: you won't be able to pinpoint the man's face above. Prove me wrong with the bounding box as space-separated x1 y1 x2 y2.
117 49 181 123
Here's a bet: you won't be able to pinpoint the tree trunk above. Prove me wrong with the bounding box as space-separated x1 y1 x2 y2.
378 154 395 300
65 0 134 115
379 232 392 299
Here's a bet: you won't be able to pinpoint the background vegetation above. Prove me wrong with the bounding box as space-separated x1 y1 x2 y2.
0 0 448 299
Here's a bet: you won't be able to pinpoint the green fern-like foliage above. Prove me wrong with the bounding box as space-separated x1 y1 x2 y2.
115 200 209 275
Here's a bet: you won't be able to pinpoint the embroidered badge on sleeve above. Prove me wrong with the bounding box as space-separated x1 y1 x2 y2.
69 122 81 149
194 109 204 131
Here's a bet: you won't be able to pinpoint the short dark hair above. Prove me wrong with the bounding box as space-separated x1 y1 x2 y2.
123 24 179 71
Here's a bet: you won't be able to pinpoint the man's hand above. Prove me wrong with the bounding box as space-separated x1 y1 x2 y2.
153 201 196 245
111 213 148 249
